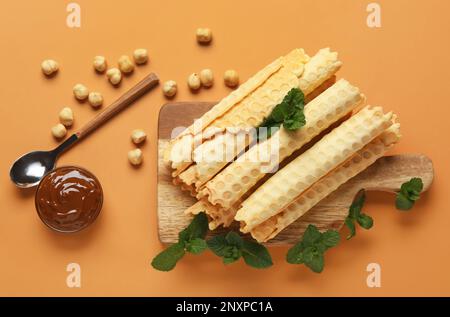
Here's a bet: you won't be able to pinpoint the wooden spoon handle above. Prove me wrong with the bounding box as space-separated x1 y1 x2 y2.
76 72 159 140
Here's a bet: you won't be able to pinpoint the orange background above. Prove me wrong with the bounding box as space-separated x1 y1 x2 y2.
0 0 449 296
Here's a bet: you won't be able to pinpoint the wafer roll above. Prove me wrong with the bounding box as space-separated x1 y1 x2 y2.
201 79 365 209
235 106 394 232
176 48 343 187
250 124 401 242
185 199 236 230
178 127 254 188
165 48 310 175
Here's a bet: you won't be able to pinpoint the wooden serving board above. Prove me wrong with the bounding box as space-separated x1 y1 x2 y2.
157 102 434 245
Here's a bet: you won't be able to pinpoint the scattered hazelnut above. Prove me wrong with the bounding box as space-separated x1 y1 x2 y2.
88 92 103 108
187 73 201 90
128 148 143 166
118 55 134 73
199 69 214 88
51 123 67 139
131 129 147 144
196 28 212 44
224 69 239 87
133 49 148 65
106 68 122 85
73 84 89 101
93 56 107 72
59 107 74 127
41 59 59 76
162 80 177 97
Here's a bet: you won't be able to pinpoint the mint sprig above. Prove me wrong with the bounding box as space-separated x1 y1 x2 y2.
344 190 373 240
396 178 423 210
151 213 209 271
286 224 340 273
207 231 273 269
258 88 305 139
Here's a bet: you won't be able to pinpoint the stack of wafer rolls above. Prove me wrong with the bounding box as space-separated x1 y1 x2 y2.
249 124 401 242
163 47 401 242
235 106 395 233
164 48 342 193
200 79 365 209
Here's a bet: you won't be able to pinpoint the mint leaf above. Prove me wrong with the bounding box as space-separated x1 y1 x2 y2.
287 225 339 273
270 104 285 122
305 253 324 273
320 230 340 249
396 193 414 210
286 242 305 264
179 213 209 242
208 233 272 268
302 224 322 246
284 86 304 106
225 231 244 248
207 232 243 265
345 190 373 240
349 189 366 218
151 213 208 272
206 234 228 257
207 233 243 265
151 243 185 271
284 110 306 131
301 246 316 263
223 254 240 265
186 238 208 254
241 240 273 269
345 217 356 240
357 213 374 229
396 178 423 210
258 88 305 140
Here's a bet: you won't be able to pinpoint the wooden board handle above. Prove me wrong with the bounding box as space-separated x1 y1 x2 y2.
76 73 159 139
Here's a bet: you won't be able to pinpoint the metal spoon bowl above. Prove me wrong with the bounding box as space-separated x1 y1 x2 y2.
10 135 77 188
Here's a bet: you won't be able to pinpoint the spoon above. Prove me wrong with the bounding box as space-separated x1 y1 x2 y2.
10 73 159 188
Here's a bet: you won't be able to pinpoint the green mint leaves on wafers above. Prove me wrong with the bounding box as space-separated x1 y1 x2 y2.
258 88 306 139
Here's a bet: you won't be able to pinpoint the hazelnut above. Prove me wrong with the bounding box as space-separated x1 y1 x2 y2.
162 80 177 97
93 56 107 72
73 84 89 100
199 69 214 88
196 28 212 44
41 59 59 76
88 92 103 108
133 49 148 65
131 129 147 144
224 70 239 87
51 123 67 139
106 68 122 85
59 107 74 127
128 148 143 166
187 73 201 90
118 55 134 73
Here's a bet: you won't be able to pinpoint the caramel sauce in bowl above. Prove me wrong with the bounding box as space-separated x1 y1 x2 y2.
35 166 103 233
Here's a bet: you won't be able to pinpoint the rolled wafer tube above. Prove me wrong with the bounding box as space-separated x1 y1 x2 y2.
177 48 343 187
250 123 401 242
165 48 310 175
235 105 394 232
185 199 236 230
201 79 365 210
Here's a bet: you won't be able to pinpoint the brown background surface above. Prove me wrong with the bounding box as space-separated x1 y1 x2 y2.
0 0 449 296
